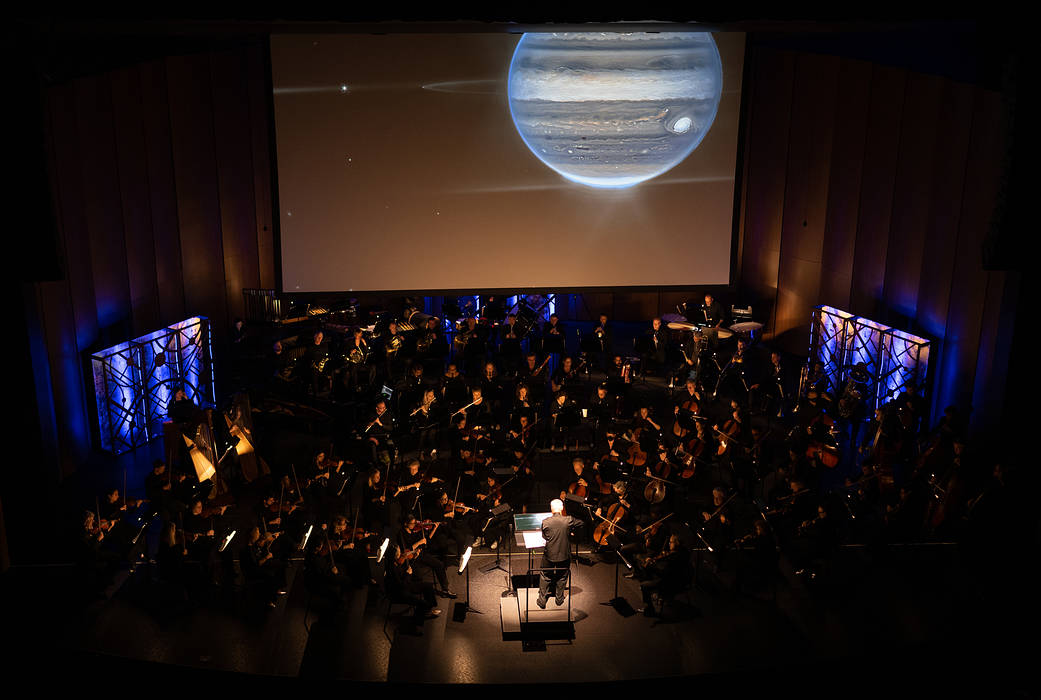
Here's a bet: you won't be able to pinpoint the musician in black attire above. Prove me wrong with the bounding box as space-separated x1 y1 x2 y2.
591 314 614 371
541 314 566 368
384 545 441 632
548 390 581 451
643 318 669 376
343 328 373 392
365 399 396 462
699 293 724 328
440 364 469 413
536 499 580 608
242 525 286 607
519 353 549 403
305 330 332 396
587 383 616 444
410 388 441 458
499 314 523 376
638 533 691 617
397 516 455 598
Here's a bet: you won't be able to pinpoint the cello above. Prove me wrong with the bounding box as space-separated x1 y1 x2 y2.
593 499 629 546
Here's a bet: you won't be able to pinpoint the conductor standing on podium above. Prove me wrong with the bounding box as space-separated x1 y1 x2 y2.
537 499 579 609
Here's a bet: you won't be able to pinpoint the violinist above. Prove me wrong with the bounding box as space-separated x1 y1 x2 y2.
363 467 390 533
157 520 187 587
384 544 441 633
638 534 690 618
508 413 538 454
474 474 507 549
397 515 455 598
308 535 355 599
76 510 118 592
183 498 226 558
145 458 186 520
791 502 841 579
435 491 477 557
325 515 375 587
503 444 536 511
243 525 286 607
733 520 778 594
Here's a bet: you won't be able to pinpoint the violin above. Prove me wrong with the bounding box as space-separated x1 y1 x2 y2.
636 512 673 537
444 499 476 516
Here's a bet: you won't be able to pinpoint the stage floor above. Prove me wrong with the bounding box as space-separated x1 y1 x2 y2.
5 537 1024 688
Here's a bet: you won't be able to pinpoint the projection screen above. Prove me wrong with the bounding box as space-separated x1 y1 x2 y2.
271 31 745 293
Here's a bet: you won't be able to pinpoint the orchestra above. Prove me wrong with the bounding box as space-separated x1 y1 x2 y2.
66 292 1003 634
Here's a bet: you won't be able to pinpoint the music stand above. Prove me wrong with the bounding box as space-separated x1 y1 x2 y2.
479 503 514 577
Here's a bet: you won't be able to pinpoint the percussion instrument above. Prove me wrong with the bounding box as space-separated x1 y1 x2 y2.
729 321 763 343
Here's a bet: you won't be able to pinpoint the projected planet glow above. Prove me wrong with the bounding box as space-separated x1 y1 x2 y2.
507 32 723 189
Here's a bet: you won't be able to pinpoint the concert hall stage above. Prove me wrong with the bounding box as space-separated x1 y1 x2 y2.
3 508 1023 690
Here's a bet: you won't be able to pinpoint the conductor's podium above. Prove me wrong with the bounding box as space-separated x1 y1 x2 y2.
500 588 570 635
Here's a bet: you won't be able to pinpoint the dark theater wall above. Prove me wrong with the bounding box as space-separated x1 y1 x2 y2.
736 45 1019 436
30 43 275 479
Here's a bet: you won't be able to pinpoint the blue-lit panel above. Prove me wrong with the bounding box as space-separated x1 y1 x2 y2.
93 316 216 455
90 341 147 455
810 305 931 417
879 327 930 407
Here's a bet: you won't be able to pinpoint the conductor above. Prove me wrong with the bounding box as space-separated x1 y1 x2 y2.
537 499 579 609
